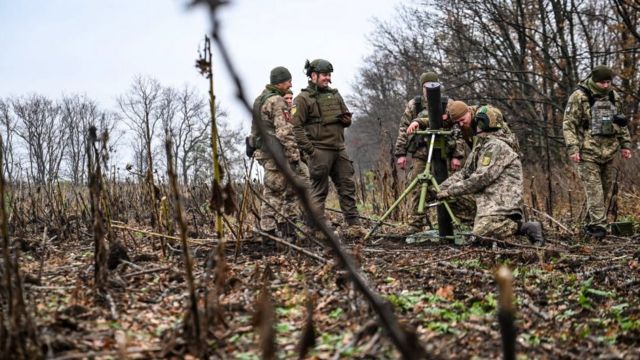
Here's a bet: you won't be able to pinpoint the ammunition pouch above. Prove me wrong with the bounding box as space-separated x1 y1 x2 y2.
406 134 426 154
613 114 629 127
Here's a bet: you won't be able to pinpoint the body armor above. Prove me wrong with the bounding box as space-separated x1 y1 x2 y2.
590 96 616 136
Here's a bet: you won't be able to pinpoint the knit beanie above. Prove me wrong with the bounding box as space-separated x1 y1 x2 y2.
591 65 613 82
420 71 438 85
270 66 292 85
448 101 469 121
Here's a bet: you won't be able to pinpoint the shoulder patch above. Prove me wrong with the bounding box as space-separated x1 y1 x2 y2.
481 152 492 166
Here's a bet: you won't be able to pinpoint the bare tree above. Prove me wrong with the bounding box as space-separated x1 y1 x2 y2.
11 95 66 184
0 100 18 182
118 75 163 227
60 95 120 184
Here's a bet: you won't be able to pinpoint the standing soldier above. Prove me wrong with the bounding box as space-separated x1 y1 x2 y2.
437 106 544 245
292 59 362 231
563 65 633 238
251 66 306 242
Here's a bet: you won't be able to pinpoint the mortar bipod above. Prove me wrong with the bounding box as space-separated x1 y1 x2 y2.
364 129 461 241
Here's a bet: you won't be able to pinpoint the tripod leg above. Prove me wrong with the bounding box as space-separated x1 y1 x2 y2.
430 177 461 226
364 175 421 241
417 181 429 214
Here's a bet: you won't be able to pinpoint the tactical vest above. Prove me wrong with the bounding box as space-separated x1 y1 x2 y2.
316 91 343 125
578 86 617 136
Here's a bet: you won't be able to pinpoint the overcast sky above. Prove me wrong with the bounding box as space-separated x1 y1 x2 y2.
1 0 400 132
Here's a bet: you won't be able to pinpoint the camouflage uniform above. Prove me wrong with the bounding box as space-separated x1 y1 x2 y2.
438 128 523 238
292 80 360 225
253 85 308 232
563 78 632 229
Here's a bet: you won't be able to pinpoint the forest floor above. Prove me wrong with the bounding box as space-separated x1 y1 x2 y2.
18 213 640 359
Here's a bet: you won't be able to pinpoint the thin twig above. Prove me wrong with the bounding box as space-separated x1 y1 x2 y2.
123 266 172 279
111 223 217 246
255 229 327 264
524 205 574 234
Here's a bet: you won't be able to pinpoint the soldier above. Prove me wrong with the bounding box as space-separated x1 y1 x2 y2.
252 66 307 241
283 89 294 109
563 65 633 238
292 59 362 230
436 105 544 245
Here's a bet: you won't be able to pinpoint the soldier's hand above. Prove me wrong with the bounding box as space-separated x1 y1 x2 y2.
397 156 407 170
569 153 581 163
621 149 632 159
407 121 420 134
436 190 449 200
450 158 462 170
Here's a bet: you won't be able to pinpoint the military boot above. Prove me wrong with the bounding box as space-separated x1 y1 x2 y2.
584 225 607 240
345 217 361 226
518 221 545 246
258 228 277 254
278 222 297 243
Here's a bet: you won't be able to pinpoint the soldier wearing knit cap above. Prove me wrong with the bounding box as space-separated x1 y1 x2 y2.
252 66 309 244
394 72 471 233
563 64 633 239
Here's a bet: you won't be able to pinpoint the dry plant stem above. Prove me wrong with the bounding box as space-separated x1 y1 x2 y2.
0 135 41 357
496 266 516 360
202 35 224 244
87 129 108 293
235 157 255 260
194 3 429 358
165 135 204 356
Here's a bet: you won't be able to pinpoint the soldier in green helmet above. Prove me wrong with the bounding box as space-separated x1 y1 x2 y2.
563 65 633 239
292 59 362 231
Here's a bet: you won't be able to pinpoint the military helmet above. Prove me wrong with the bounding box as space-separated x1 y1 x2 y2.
305 59 333 76
474 106 503 131
420 71 438 85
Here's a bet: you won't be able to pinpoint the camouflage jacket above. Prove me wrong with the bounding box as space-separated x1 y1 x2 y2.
395 97 466 160
254 88 300 163
440 129 523 218
292 81 350 154
563 79 632 164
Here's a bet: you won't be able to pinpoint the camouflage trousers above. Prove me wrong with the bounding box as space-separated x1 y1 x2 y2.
407 157 476 229
307 148 359 223
473 215 519 239
258 158 310 232
577 160 614 227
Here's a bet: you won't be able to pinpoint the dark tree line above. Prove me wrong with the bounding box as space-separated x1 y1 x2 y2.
347 0 639 169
